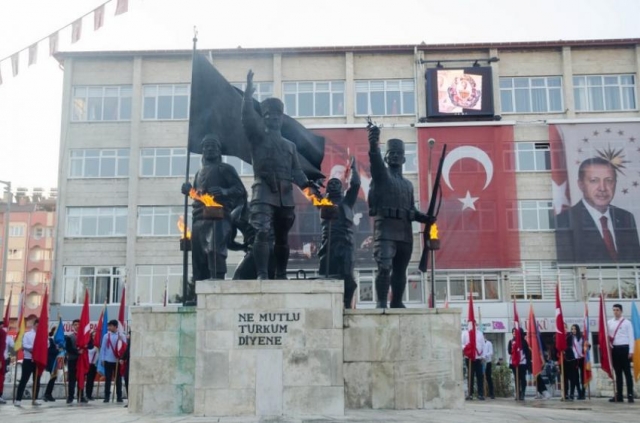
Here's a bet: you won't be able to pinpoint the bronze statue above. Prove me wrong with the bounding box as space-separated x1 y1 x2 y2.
242 70 320 280
318 157 360 308
181 135 246 280
228 201 275 280
367 120 430 308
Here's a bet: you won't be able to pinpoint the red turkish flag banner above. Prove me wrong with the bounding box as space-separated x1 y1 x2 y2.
462 286 476 360
32 288 49 373
76 289 91 391
555 283 567 355
418 125 520 268
598 292 614 380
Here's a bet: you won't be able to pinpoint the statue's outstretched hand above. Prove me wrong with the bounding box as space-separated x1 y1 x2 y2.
245 70 255 97
366 117 380 146
181 182 192 196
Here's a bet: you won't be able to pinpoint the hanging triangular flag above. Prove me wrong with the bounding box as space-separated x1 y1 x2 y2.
28 43 38 66
94 5 105 31
49 32 59 56
116 0 129 16
72 19 82 44
11 53 20 76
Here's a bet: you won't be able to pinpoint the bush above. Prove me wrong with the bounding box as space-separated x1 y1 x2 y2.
492 364 514 398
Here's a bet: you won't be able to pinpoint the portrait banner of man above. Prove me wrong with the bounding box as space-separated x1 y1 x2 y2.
551 123 640 264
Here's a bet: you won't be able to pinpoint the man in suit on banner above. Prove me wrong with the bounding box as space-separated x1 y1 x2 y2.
556 157 640 263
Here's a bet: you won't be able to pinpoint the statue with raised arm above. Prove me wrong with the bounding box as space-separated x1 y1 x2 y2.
242 70 320 280
318 156 361 308
367 120 430 308
181 134 246 280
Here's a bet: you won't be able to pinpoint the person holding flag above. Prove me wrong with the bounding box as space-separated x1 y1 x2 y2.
583 303 593 398
509 327 530 401
65 318 90 404
100 319 127 403
608 303 634 403
461 288 485 400
14 318 42 406
43 324 65 402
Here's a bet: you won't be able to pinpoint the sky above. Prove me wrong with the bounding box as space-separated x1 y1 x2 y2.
0 0 639 192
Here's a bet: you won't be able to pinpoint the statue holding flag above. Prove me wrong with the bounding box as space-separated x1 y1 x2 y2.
242 70 321 280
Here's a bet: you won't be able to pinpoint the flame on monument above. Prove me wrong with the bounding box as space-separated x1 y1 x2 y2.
430 223 439 240
177 216 191 240
302 188 334 207
189 188 223 207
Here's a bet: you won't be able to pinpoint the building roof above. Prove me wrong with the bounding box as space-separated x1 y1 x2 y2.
54 38 640 61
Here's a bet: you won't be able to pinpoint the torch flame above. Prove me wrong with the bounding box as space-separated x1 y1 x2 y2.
302 188 334 207
189 188 223 208
430 223 439 240
177 216 191 239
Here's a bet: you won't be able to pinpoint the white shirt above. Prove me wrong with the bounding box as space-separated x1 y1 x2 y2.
461 329 485 359
572 337 584 359
22 328 36 360
483 339 494 363
4 332 14 359
608 317 634 354
582 199 617 249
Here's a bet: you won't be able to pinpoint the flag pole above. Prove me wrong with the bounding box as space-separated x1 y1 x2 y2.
112 360 119 403
32 368 39 405
512 294 518 401
560 351 565 401
182 27 198 306
601 291 618 402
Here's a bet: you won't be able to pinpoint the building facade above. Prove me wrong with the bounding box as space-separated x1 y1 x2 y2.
1 188 56 329
53 40 640 383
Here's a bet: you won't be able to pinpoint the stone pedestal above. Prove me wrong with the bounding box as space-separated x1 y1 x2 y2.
194 279 345 417
343 308 463 410
129 306 196 414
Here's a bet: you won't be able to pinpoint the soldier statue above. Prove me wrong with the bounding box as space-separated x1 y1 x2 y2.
318 157 360 308
367 120 431 308
242 70 320 280
181 134 246 280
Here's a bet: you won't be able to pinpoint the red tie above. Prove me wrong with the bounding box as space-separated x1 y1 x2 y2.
600 216 617 261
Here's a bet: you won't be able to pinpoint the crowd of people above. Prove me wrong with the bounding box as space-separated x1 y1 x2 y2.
0 317 130 407
462 303 635 403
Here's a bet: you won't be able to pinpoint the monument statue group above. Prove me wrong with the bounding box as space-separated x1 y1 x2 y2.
183 70 431 309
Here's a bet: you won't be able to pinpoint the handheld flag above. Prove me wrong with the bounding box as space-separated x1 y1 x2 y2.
118 285 126 334
527 303 543 377
94 305 105 348
2 288 11 328
631 302 640 382
14 288 26 351
598 292 613 380
54 316 65 348
583 302 593 386
511 298 522 367
97 307 109 376
76 289 91 391
555 283 567 356
462 286 476 360
32 288 49 372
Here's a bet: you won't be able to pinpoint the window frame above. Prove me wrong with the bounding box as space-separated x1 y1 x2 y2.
515 142 551 172
135 265 184 305
69 148 130 179
499 76 564 114
518 200 555 231
355 79 416 116
142 84 190 120
65 207 128 238
71 85 132 122
573 74 637 112
230 81 274 102
137 206 192 237
62 266 125 304
283 81 345 117
139 148 201 178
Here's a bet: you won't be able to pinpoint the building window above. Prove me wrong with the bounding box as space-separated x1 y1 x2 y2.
136 265 183 305
231 82 274 102
509 262 576 300
379 142 418 173
138 206 190 236
519 200 555 231
223 156 254 176
72 85 132 121
69 149 129 178
355 80 415 116
8 249 23 260
356 269 375 303
584 266 639 299
283 81 345 117
7 271 22 282
140 148 200 177
29 248 52 262
434 272 501 302
500 77 563 113
62 266 125 304
142 84 190 120
574 74 636 112
9 225 25 237
33 227 53 239
515 142 551 171
66 207 127 237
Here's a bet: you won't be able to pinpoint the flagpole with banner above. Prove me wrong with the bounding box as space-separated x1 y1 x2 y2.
32 288 49 405
583 301 592 400
631 302 640 384
598 291 616 400
555 282 567 401
512 296 521 401
182 28 198 307
462 282 476 400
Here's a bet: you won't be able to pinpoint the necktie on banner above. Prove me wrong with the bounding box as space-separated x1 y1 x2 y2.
599 216 618 261
417 126 520 269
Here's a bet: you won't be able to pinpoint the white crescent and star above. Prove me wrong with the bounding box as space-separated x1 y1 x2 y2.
441 146 494 211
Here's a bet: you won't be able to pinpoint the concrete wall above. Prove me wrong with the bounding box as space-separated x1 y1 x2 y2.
343 308 464 409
